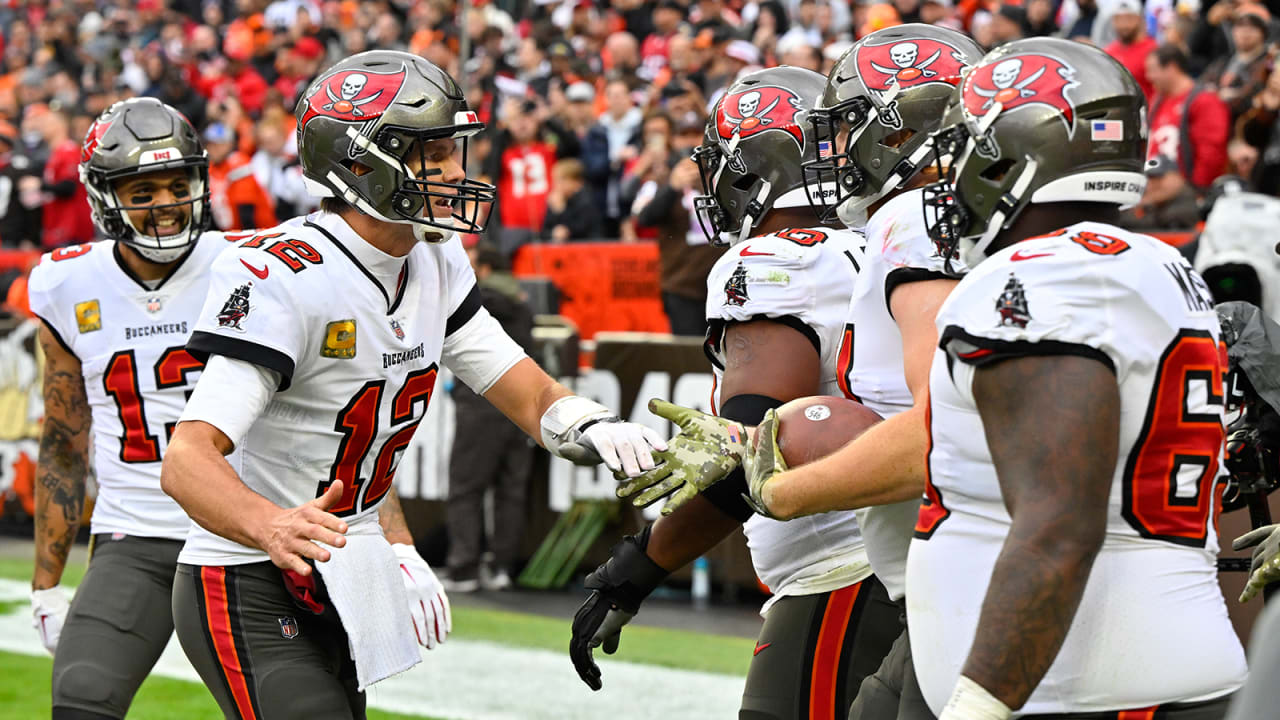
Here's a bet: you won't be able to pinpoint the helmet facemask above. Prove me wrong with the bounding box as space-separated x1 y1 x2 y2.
323 116 496 243
692 140 772 247
85 158 211 264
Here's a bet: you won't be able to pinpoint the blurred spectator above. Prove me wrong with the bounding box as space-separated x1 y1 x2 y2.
543 158 605 241
642 0 687 78
990 5 1029 47
1118 155 1201 231
205 123 276 231
1064 0 1101 41
1106 0 1159 105
632 119 724 336
30 107 92 249
250 116 315 221
1026 0 1059 36
1239 64 1280 194
446 241 536 593
1228 137 1261 180
486 97 580 251
0 122 40 248
583 78 642 236
1148 45 1230 189
1202 4 1272 119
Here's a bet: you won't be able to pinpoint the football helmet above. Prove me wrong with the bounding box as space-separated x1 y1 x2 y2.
692 66 828 246
922 38 1147 268
80 98 211 263
295 50 496 241
803 24 981 227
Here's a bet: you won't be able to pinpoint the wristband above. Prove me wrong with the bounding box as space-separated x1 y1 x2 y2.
939 676 1012 720
540 395 615 449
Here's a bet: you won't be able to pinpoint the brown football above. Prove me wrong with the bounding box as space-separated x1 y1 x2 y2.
758 396 884 467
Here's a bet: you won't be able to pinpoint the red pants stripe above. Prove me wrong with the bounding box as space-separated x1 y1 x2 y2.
807 582 863 720
199 566 261 720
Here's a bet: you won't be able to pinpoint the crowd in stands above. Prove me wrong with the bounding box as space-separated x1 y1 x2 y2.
0 0 1278 326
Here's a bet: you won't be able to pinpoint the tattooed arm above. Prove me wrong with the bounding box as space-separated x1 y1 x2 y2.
32 322 91 591
954 354 1118 711
378 486 414 546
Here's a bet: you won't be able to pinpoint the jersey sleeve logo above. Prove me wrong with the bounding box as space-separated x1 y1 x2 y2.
298 65 407 130
74 299 101 334
723 263 750 306
216 282 253 331
995 272 1031 328
716 86 805 148
856 38 970 93
964 54 1079 132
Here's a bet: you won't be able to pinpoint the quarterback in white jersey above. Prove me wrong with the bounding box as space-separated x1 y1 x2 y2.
574 67 900 718
907 40 1244 719
26 98 227 720
162 52 667 719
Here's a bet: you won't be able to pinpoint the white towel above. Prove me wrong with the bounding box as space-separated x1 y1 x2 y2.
315 519 421 689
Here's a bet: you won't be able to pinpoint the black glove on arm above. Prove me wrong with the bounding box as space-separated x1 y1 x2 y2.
569 525 669 691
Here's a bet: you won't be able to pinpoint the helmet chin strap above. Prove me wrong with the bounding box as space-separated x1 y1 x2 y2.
132 243 191 264
730 177 773 246
960 156 1038 268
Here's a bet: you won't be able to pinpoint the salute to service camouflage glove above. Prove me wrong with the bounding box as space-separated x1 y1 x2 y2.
743 408 786 519
1234 523 1280 602
615 399 749 515
569 526 669 690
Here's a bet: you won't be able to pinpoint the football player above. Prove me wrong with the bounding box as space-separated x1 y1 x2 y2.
160 51 667 719
571 66 902 719
898 38 1243 718
611 25 982 719
26 97 224 720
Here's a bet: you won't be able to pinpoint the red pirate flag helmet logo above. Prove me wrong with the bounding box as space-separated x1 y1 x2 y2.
962 54 1079 132
715 86 806 148
81 117 113 166
855 37 970 94
299 65 408 130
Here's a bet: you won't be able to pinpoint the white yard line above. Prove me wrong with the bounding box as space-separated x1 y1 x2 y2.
0 579 744 720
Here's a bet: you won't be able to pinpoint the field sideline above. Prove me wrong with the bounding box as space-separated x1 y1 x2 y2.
0 556 753 719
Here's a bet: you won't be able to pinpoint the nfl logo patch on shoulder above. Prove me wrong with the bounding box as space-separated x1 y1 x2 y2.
279 616 299 639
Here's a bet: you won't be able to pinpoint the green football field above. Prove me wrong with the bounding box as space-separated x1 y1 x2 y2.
0 556 753 719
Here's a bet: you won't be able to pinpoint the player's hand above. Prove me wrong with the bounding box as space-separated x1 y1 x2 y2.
615 399 749 514
563 420 669 478
1234 523 1280 602
568 527 668 691
261 481 349 576
743 409 787 519
570 591 636 691
30 587 70 655
392 543 451 650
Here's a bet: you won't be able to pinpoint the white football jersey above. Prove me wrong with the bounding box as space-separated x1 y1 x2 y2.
178 213 522 565
908 223 1246 714
705 227 871 608
845 188 969 601
26 233 233 539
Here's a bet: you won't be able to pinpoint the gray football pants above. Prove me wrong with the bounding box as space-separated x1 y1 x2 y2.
172 561 366 720
51 534 183 720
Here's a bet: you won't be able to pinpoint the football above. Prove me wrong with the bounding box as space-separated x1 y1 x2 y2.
762 396 884 467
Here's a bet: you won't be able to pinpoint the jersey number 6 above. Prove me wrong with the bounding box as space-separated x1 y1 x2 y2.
320 365 439 516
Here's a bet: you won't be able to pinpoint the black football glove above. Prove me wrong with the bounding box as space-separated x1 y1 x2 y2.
569 526 669 691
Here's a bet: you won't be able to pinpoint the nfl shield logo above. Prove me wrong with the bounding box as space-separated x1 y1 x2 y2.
389 319 405 340
146 297 162 313
279 617 299 639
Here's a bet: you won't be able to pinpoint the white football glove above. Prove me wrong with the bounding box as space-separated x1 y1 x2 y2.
540 395 668 478
31 587 71 655
392 543 451 650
